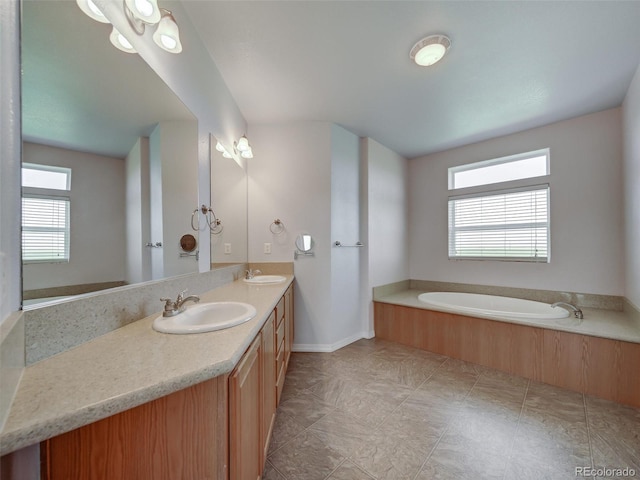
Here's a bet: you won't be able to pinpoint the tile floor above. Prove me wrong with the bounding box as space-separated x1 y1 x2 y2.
262 338 640 480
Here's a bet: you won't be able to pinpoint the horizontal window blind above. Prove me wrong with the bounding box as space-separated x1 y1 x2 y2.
448 186 549 262
22 196 70 262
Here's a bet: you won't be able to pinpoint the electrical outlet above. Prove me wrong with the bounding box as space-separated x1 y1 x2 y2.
264 243 272 254
224 243 232 254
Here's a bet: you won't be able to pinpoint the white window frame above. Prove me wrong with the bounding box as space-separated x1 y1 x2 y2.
21 164 72 264
447 149 551 263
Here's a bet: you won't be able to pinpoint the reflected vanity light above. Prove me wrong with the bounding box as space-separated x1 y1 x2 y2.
216 141 233 159
234 135 254 159
216 138 255 160
76 0 182 55
236 135 249 152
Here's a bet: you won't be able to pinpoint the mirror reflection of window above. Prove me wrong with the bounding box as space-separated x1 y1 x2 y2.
21 164 72 263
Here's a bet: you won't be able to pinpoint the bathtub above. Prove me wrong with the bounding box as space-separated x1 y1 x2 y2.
417 291 570 321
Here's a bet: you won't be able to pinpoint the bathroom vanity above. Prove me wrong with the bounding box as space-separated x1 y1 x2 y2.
1 278 294 480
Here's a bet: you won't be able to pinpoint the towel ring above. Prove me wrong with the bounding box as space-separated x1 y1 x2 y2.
192 205 223 234
270 219 285 234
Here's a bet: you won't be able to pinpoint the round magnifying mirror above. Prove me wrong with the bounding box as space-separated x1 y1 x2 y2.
180 233 197 252
295 234 314 252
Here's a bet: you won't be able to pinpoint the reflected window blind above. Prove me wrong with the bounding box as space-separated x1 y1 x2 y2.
22 196 70 262
448 185 549 262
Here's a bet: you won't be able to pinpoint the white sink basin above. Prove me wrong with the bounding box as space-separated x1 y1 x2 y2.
152 302 257 334
243 275 287 285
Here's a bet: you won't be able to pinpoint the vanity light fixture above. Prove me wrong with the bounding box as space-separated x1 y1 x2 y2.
216 138 255 160
236 135 250 152
76 0 110 23
109 26 137 53
234 135 254 159
410 34 451 66
124 0 182 54
124 0 161 29
152 10 182 54
76 0 182 55
216 141 233 159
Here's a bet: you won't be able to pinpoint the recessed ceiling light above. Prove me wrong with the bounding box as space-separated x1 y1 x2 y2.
410 34 451 67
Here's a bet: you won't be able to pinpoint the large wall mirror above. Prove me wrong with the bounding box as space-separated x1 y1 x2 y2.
21 0 200 306
210 136 248 267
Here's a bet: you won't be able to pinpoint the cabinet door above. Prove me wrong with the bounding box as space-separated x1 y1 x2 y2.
229 336 262 480
41 377 227 480
261 312 277 464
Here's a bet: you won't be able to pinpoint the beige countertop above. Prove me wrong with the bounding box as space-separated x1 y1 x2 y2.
376 289 640 345
0 276 294 456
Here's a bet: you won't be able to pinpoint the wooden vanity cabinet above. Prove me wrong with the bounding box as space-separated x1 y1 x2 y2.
39 285 294 480
229 335 262 480
229 286 293 478
41 376 229 480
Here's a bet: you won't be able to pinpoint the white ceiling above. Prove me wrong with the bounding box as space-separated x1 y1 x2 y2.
183 1 640 159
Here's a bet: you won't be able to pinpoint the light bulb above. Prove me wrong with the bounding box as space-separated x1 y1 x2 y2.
410 35 451 67
241 147 254 159
125 0 161 24
237 136 250 152
109 27 137 54
414 44 446 66
76 0 110 23
152 12 182 53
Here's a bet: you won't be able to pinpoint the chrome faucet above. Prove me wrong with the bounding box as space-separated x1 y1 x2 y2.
160 290 200 317
245 269 262 279
551 302 584 319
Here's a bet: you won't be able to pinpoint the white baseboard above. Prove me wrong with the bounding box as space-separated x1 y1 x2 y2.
292 331 371 353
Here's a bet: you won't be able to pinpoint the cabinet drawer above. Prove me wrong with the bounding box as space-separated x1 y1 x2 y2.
276 297 285 323
276 317 285 351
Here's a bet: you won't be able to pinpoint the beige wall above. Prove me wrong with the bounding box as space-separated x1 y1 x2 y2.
22 143 126 291
408 108 624 296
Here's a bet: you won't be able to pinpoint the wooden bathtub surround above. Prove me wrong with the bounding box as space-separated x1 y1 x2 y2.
374 302 640 408
39 284 294 480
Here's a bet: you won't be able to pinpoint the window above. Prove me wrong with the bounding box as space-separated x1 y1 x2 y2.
447 150 550 263
21 164 71 263
449 149 548 190
22 163 71 190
